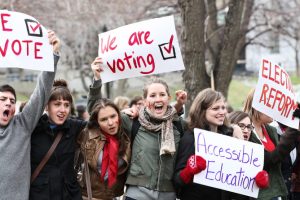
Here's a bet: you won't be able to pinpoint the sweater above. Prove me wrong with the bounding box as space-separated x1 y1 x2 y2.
0 55 58 200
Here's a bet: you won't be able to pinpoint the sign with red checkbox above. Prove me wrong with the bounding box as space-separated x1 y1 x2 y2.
0 10 53 71
98 16 185 83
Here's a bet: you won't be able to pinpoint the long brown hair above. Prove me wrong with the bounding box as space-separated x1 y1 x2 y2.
188 88 230 132
87 98 126 156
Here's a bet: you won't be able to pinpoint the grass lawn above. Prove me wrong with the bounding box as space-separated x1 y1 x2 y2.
227 78 255 110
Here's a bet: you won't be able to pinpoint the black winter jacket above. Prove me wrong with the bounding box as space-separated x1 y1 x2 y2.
29 114 86 200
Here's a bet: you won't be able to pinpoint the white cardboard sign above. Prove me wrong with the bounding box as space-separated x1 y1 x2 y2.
0 10 53 71
193 128 264 198
98 15 185 83
252 58 299 129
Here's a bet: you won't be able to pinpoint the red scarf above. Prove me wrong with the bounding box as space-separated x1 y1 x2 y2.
101 132 119 187
261 126 275 152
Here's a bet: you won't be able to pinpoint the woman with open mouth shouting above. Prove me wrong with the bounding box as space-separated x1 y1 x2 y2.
88 74 187 200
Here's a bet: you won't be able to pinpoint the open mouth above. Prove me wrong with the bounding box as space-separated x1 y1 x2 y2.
3 110 9 117
243 134 248 140
154 104 163 111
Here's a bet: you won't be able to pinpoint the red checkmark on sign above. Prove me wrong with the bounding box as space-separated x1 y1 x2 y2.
164 35 174 53
30 23 41 32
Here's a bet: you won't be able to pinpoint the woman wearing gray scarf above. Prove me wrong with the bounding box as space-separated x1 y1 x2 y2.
120 77 187 200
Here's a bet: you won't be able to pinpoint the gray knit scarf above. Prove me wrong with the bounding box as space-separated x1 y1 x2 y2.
138 105 177 155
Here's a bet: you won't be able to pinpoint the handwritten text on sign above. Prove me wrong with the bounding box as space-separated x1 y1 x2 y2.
252 59 299 129
98 15 185 83
193 128 264 198
0 10 53 71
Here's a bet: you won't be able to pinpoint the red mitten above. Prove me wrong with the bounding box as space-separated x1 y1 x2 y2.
179 155 206 184
255 170 269 189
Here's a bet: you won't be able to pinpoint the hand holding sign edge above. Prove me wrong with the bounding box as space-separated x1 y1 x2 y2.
180 154 206 184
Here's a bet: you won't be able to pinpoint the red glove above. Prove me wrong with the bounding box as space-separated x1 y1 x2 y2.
179 155 206 184
255 170 269 189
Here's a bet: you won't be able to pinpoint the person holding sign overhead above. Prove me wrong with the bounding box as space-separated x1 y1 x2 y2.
173 88 269 200
0 30 59 200
88 72 187 200
243 89 288 200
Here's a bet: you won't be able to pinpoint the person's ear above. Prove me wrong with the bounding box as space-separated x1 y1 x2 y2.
45 105 49 112
168 95 172 101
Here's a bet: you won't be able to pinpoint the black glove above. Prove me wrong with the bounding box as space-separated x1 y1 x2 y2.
293 103 300 118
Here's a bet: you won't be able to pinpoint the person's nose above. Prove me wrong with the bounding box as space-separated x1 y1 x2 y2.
59 105 67 112
107 118 113 125
4 99 12 107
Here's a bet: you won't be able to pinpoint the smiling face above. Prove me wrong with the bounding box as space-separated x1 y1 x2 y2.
205 99 227 130
46 99 71 125
144 83 170 118
97 106 119 136
0 91 16 127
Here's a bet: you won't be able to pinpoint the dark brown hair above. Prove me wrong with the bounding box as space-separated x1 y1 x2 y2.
49 79 73 104
87 98 126 156
0 84 16 100
188 88 230 131
228 111 251 124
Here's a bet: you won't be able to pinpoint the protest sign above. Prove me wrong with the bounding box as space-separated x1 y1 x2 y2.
0 10 53 71
98 15 185 83
193 128 264 198
252 59 299 129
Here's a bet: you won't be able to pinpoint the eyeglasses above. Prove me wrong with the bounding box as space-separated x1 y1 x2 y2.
237 123 254 131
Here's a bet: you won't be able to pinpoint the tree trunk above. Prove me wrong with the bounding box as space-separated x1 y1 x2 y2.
296 46 300 77
179 0 207 113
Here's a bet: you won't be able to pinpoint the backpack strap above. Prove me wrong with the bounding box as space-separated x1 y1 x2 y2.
130 118 184 145
131 118 141 146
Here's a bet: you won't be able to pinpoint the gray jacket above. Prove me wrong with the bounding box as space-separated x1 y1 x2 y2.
0 55 58 200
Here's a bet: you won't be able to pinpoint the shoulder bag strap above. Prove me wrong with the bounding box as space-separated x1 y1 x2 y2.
30 131 63 184
84 148 92 200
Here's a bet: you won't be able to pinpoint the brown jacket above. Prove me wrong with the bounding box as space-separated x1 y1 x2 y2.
78 127 131 200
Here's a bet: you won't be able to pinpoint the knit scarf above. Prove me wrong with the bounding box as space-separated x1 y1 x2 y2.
101 132 119 187
138 105 177 155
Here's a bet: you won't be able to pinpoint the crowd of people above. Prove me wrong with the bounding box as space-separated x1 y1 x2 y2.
1 30 300 200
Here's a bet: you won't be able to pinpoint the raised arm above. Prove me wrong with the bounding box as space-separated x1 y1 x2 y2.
18 30 60 133
87 57 103 113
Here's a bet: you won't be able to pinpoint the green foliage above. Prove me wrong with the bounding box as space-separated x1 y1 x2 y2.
16 93 29 102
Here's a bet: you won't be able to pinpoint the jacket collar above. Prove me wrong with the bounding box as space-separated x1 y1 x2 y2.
87 128 106 140
37 113 71 134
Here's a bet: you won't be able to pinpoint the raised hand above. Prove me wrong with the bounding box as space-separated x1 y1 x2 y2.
174 90 187 114
180 155 206 184
91 57 104 81
48 30 60 54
